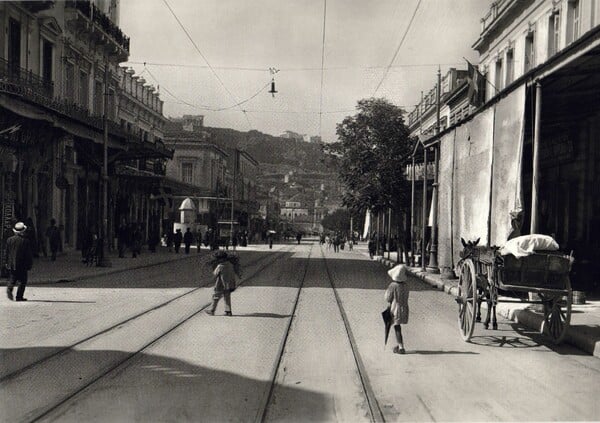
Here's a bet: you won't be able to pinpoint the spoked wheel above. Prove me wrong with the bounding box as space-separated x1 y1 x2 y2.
541 278 572 344
457 258 478 341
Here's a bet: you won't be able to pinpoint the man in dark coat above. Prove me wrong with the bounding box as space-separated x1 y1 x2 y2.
173 229 183 254
4 222 33 301
183 228 194 254
46 219 61 261
117 220 129 258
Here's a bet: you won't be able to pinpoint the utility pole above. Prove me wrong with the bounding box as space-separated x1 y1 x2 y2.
98 60 111 267
230 150 236 247
427 67 441 273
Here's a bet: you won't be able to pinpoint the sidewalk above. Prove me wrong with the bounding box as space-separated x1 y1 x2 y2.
2 246 205 285
352 242 600 358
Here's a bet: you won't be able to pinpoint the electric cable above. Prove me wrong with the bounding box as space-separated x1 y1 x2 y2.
162 0 252 128
372 0 423 96
125 61 465 72
318 0 327 138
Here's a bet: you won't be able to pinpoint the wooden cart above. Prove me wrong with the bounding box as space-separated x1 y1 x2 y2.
456 244 573 344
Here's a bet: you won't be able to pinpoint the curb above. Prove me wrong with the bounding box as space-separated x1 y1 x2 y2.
7 253 204 286
374 256 599 358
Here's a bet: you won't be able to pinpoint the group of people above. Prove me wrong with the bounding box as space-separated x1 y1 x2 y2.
322 232 354 252
116 221 160 259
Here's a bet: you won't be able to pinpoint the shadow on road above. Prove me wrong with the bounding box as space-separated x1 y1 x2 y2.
408 350 479 355
229 312 291 318
0 346 331 422
469 335 540 348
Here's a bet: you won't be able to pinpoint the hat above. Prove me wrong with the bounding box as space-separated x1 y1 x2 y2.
13 222 27 234
388 264 407 282
214 250 228 260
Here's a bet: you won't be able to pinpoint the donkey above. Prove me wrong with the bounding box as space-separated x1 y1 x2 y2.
459 237 498 330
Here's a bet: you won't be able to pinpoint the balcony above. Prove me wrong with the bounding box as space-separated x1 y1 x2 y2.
0 57 55 101
65 1 130 61
0 58 130 141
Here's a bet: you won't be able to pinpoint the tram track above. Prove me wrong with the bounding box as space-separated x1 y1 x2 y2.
2 246 295 423
258 243 384 423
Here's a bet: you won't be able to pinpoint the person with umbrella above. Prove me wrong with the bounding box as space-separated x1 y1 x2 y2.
384 264 410 354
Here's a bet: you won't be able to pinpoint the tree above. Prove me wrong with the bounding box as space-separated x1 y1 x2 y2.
321 209 350 233
324 98 414 216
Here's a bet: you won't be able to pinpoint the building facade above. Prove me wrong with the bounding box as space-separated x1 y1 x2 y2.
412 0 600 292
0 1 169 264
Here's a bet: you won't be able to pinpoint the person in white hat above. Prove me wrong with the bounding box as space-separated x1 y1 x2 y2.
4 222 34 301
385 264 410 354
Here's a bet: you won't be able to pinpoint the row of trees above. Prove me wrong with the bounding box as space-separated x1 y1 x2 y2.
322 98 414 235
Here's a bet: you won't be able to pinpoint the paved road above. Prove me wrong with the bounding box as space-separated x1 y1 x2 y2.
1 242 598 422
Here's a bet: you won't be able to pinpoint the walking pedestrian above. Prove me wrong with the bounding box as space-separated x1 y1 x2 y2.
173 228 183 253
46 219 61 261
131 224 142 258
231 232 238 251
205 250 241 316
385 264 410 354
4 222 33 301
368 237 376 259
196 229 202 253
183 227 193 254
117 219 129 258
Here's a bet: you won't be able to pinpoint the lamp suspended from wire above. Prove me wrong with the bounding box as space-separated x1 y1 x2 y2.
269 67 279 97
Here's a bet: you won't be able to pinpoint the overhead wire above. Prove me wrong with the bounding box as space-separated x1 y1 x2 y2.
372 0 423 96
144 64 272 112
125 61 466 72
318 0 327 138
161 0 252 129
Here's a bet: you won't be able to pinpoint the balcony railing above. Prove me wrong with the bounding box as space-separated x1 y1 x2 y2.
65 0 130 54
0 58 131 140
0 58 54 99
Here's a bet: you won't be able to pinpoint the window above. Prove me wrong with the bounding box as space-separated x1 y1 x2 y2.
567 0 581 44
549 10 561 57
79 70 89 108
41 39 53 82
182 162 193 184
524 31 535 72
94 80 103 116
8 18 21 69
65 63 75 102
495 58 503 92
505 49 514 86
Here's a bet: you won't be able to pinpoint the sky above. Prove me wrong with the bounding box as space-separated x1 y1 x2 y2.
119 0 494 143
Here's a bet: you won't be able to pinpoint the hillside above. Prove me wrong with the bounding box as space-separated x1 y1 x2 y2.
204 127 330 173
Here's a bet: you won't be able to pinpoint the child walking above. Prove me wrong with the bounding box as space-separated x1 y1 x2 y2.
385 264 410 354
206 250 241 316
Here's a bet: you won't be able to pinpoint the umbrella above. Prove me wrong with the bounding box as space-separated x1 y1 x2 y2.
382 307 393 346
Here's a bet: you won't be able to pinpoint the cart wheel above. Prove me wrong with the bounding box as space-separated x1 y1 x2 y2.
542 278 572 344
458 258 477 341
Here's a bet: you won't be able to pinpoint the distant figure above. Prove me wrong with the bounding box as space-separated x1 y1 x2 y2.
174 229 183 254
267 232 274 249
4 222 33 301
117 220 129 258
196 229 203 253
131 225 142 258
183 228 194 254
46 219 61 261
165 230 174 252
368 237 376 259
231 232 238 251
296 233 302 245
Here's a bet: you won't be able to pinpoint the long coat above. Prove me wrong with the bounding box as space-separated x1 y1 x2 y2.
5 234 33 273
384 281 409 325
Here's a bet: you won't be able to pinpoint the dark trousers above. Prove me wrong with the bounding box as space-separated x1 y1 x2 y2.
118 241 126 258
8 270 28 300
174 243 181 253
184 243 191 254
